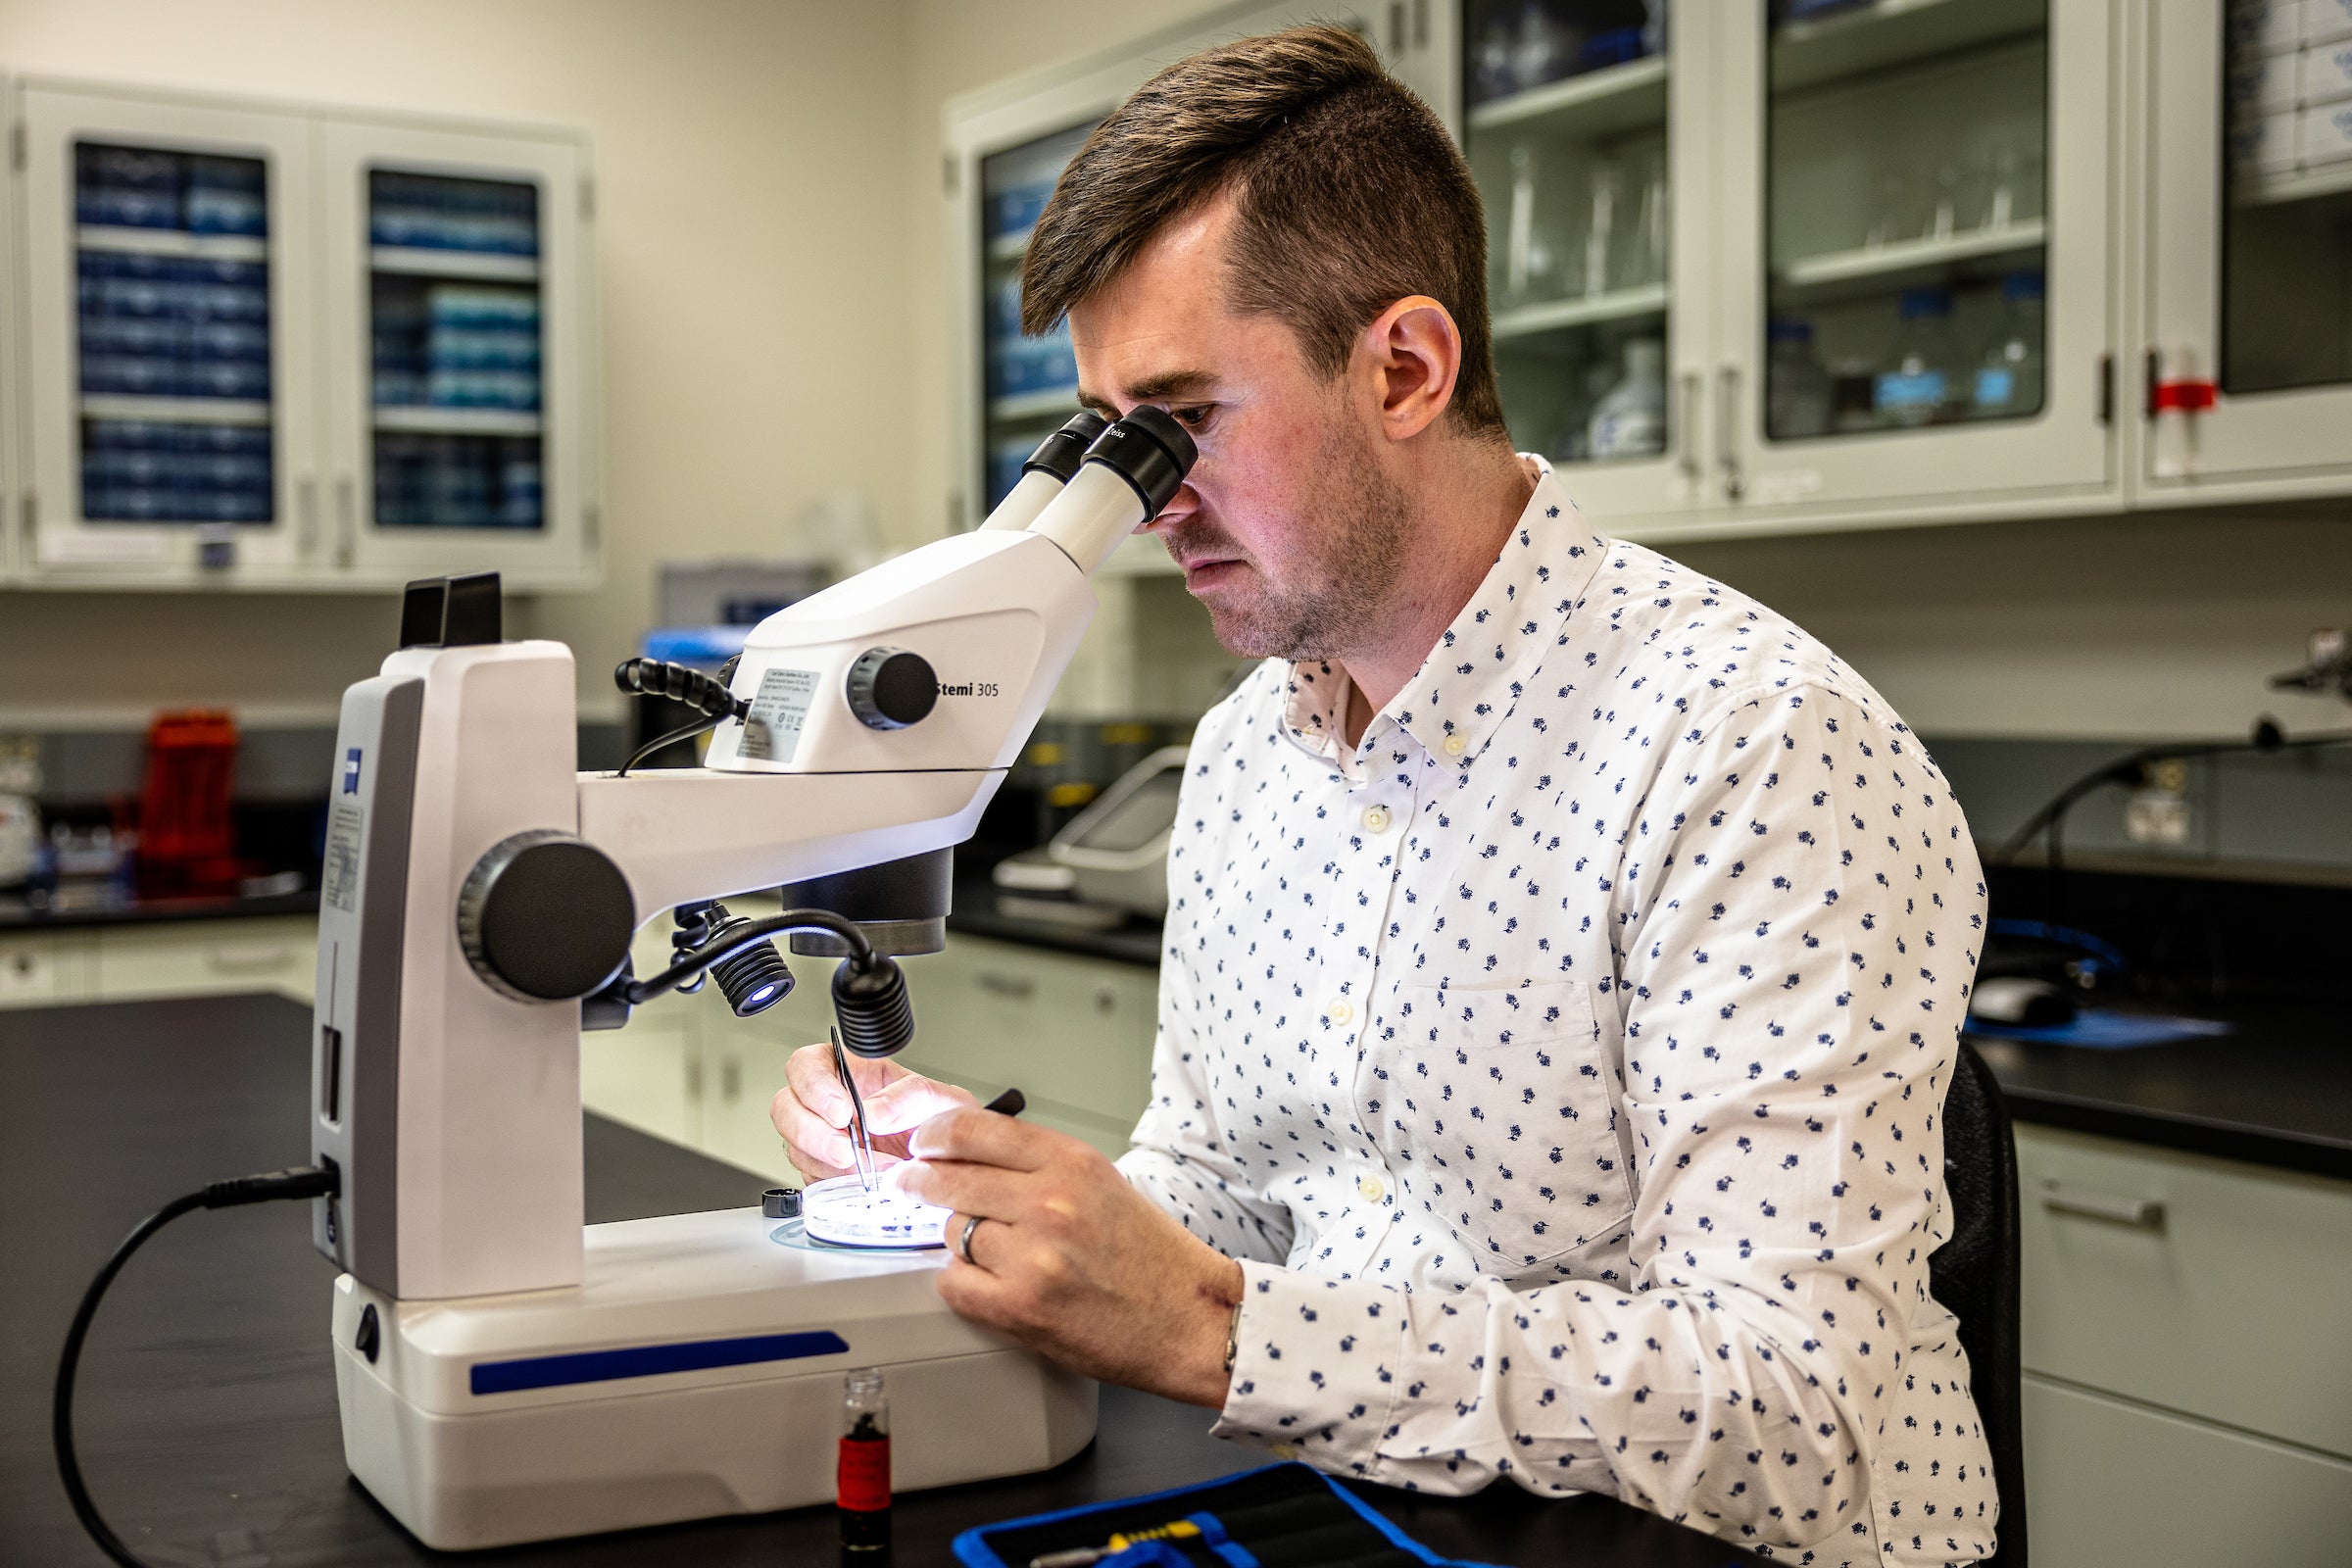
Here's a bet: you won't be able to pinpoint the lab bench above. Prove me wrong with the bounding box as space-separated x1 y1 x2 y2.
0 992 1748 1568
0 890 318 1007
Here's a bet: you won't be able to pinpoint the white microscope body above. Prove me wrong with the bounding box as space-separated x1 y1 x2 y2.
308 411 1191 1548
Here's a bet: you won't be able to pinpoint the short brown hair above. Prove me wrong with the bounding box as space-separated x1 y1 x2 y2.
1021 24 1506 437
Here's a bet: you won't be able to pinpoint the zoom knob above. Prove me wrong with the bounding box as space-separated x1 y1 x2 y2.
846 648 937 730
457 830 636 1002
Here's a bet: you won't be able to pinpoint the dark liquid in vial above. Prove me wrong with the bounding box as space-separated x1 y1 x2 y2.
837 1414 891 1554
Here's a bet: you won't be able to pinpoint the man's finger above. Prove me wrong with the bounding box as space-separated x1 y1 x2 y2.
781 1043 851 1128
906 1104 1055 1170
893 1157 1030 1219
859 1072 977 1136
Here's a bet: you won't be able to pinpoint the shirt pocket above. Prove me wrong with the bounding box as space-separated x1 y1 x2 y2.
1381 978 1634 1273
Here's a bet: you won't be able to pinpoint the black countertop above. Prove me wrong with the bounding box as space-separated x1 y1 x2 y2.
1967 1007 2352 1181
0 994 1749 1567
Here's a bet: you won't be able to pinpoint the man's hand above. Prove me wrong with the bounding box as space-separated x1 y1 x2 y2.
770 1044 976 1182
893 1108 1245 1409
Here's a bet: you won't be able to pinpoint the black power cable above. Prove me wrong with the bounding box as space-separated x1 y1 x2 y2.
55 1164 340 1568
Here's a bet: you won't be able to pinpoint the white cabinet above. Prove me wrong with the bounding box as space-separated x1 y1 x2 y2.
18 78 319 579
0 911 315 1007
2015 1123 2352 1562
2133 0 2352 503
1447 0 2119 538
8 74 597 590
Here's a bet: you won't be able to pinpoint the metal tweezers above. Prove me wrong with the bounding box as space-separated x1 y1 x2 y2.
831 1027 876 1192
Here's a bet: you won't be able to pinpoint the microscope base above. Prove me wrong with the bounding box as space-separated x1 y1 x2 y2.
329 1206 1096 1550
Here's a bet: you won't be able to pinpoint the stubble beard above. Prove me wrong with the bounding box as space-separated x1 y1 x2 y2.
1180 415 1416 663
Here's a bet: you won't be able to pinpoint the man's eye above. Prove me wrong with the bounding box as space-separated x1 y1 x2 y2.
1170 405 1212 430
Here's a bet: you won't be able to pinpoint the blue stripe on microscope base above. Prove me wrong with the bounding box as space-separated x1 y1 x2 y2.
469 1330 852 1395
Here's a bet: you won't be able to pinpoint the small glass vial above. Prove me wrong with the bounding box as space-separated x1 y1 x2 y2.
836 1367 891 1554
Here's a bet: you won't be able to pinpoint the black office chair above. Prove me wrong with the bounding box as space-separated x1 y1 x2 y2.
1928 1040 2027 1568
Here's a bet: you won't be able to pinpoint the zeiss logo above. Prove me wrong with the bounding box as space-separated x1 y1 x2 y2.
342 748 363 795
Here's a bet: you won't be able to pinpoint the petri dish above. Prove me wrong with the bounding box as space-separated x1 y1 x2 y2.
800 1173 950 1250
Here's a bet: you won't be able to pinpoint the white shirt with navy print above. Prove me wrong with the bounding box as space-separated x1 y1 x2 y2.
1116 458 1997 1566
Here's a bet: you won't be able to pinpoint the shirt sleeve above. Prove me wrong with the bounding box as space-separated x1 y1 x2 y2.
1115 734 1298 1265
1209 685 1986 1556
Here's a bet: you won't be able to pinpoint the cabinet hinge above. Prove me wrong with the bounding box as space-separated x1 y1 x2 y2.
9 122 23 172
2097 352 2113 425
2142 348 2161 421
942 153 959 197
21 488 34 543
578 173 595 222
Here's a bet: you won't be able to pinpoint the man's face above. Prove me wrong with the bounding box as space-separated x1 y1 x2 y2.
1069 195 1413 662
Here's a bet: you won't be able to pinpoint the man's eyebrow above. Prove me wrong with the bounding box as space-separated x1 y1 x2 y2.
1077 369 1219 417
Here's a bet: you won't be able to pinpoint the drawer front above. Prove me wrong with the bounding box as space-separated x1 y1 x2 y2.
2016 1124 2352 1456
2023 1375 2352 1568
900 937 1156 1134
92 916 318 1003
0 934 83 1007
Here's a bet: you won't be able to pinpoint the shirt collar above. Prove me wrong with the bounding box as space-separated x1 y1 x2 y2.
1279 457 1608 773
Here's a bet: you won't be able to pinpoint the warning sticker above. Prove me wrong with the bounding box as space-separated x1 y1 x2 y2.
322 801 365 913
739 667 820 763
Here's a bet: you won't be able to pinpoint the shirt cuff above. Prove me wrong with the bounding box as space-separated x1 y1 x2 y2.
1209 1259 1409 1477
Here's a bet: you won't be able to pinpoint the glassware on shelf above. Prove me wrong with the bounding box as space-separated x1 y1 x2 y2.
1508 4 1580 95
1614 140 1669 291
1922 160 1964 243
1874 287 1965 426
1863 164 1912 250
1766 318 1834 438
1972 270 2046 419
1496 144 1573 306
1588 336 1668 458
1584 159 1621 299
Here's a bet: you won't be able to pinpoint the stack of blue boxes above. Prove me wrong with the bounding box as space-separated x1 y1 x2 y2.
74 142 273 524
368 172 538 256
371 434 540 530
372 284 542 412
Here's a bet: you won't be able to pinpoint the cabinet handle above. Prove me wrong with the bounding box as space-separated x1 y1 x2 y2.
297 474 318 557
2037 1181 2165 1230
1674 369 1703 482
1715 363 1744 502
975 971 1036 1001
206 944 295 974
334 475 357 567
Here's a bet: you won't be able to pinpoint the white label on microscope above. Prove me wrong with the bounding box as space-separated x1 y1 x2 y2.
740 667 820 762
322 802 365 913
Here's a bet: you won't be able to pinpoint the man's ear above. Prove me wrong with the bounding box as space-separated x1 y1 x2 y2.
1360 295 1462 444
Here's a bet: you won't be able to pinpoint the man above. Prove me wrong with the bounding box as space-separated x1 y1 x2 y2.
775 25 1994 1566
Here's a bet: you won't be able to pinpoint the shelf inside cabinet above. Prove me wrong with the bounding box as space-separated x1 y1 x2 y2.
1468 56 1667 139
2234 162 2352 209
76 225 268 263
1493 283 1669 340
1775 218 2045 301
1771 0 2044 95
369 245 540 281
372 407 544 436
80 395 271 425
989 387 1079 423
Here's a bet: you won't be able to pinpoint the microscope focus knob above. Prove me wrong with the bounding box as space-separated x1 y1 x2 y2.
457 830 636 1003
845 647 938 730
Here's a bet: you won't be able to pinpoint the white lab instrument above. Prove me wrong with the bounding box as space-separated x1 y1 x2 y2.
309 407 1193 1548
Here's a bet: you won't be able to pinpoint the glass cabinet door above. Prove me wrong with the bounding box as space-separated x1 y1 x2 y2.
17 81 318 576
318 117 593 587
2141 0 2352 498
1459 0 1702 517
1714 0 2113 518
976 120 1099 519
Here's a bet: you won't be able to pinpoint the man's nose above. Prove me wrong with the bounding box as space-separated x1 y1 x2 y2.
1141 480 1200 533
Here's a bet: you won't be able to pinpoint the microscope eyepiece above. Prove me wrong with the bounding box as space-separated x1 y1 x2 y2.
1083 406 1198 516
1020 410 1110 486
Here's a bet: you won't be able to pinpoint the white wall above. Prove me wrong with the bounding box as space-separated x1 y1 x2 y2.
0 0 913 726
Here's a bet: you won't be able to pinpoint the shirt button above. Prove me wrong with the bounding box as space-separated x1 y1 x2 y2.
1361 805 1392 833
1357 1173 1386 1201
1323 998 1352 1024
1443 733 1467 757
